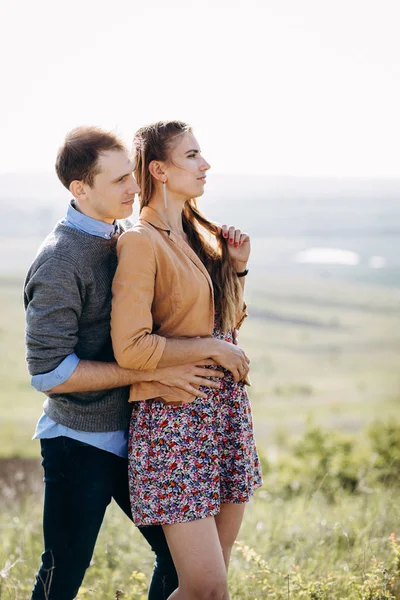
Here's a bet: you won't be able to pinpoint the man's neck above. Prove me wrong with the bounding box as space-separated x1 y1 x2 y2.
73 199 114 225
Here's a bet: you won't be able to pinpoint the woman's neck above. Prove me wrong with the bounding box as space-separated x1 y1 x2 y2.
148 194 186 237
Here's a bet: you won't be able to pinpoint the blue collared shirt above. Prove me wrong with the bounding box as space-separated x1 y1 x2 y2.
32 201 128 458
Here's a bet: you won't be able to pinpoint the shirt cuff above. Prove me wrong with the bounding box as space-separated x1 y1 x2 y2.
31 353 80 392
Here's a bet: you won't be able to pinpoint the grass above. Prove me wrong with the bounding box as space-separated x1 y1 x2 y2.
0 438 399 599
0 272 400 598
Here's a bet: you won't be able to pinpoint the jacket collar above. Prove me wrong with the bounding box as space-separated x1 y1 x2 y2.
139 205 214 298
139 206 170 231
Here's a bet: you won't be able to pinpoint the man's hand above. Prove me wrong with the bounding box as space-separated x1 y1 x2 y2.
152 359 223 400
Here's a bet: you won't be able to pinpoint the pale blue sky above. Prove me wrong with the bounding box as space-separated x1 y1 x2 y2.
1 0 399 176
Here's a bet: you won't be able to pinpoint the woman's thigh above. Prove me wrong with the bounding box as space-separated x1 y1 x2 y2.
215 503 246 568
162 516 228 597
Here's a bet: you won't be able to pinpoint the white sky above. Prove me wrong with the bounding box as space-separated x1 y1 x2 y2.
1 0 399 177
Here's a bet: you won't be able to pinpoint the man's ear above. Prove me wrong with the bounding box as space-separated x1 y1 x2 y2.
148 160 166 182
69 180 88 201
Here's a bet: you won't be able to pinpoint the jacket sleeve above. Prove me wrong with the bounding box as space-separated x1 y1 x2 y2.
24 257 84 377
111 229 166 370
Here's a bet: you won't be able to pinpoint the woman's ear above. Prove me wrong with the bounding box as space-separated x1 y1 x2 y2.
149 160 166 182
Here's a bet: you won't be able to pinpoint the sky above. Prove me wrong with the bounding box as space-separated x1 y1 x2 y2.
1 0 399 177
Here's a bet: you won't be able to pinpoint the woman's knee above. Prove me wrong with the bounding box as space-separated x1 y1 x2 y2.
184 574 228 600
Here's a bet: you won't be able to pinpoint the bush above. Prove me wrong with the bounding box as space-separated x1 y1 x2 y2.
263 422 364 502
262 419 400 502
368 420 400 486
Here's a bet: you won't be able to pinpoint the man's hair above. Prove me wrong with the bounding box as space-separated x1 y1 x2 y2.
55 126 125 189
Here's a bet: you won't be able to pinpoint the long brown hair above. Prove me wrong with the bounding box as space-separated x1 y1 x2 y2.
133 120 243 332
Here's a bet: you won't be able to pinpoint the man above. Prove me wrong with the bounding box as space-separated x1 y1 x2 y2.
24 126 223 600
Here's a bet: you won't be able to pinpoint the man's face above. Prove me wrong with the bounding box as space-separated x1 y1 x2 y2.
83 150 140 223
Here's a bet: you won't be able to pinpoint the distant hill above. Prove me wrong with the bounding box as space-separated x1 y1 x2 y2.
1 173 400 283
1 172 400 204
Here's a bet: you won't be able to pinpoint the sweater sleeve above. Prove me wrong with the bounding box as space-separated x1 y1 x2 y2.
24 257 84 376
111 229 166 370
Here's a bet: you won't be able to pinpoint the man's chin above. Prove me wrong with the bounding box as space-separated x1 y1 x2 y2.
117 204 135 220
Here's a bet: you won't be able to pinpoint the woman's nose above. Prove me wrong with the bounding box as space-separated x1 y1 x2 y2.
201 158 211 171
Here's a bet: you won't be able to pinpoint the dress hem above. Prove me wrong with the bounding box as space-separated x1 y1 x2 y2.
132 481 263 527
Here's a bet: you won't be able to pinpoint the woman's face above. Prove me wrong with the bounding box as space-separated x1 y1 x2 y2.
164 132 211 200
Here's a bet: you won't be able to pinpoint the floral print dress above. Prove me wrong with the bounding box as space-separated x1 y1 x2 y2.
128 320 263 526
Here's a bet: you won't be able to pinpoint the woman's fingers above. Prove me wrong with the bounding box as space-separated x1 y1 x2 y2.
239 232 249 245
220 225 250 245
231 368 241 383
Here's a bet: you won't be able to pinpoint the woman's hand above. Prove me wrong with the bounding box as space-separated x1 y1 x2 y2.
210 339 250 383
220 224 251 270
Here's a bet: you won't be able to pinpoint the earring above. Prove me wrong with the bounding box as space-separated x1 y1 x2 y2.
163 180 168 209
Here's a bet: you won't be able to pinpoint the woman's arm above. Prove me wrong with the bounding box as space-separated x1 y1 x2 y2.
111 229 166 370
220 224 250 327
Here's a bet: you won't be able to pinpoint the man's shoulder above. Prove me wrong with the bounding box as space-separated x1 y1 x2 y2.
31 222 111 268
29 223 82 270
25 224 101 289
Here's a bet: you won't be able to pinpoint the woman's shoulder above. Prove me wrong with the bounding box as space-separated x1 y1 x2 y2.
116 222 156 256
118 221 153 242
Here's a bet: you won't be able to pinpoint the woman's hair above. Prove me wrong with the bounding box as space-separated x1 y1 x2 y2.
133 120 243 332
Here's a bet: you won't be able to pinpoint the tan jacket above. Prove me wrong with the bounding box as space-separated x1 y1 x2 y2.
111 206 247 403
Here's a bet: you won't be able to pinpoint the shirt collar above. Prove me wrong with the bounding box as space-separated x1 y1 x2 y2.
64 200 118 239
139 206 170 231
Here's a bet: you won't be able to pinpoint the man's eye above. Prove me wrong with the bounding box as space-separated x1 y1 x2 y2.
188 154 196 158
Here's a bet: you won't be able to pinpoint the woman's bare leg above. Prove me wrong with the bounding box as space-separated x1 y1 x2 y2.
162 516 229 600
215 503 246 569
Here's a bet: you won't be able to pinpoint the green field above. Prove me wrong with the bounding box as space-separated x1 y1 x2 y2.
0 273 400 599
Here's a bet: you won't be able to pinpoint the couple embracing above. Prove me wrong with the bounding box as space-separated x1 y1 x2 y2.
24 121 262 600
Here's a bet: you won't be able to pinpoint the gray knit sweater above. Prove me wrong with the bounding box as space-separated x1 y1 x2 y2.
24 223 131 432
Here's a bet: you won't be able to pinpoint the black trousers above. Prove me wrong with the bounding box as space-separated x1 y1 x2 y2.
31 437 178 600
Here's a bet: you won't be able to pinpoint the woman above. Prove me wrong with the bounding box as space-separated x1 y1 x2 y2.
111 121 262 600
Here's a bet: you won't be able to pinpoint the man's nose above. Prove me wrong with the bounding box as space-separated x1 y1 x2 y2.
127 175 140 194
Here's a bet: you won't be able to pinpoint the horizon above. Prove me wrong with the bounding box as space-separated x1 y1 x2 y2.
1 171 400 206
